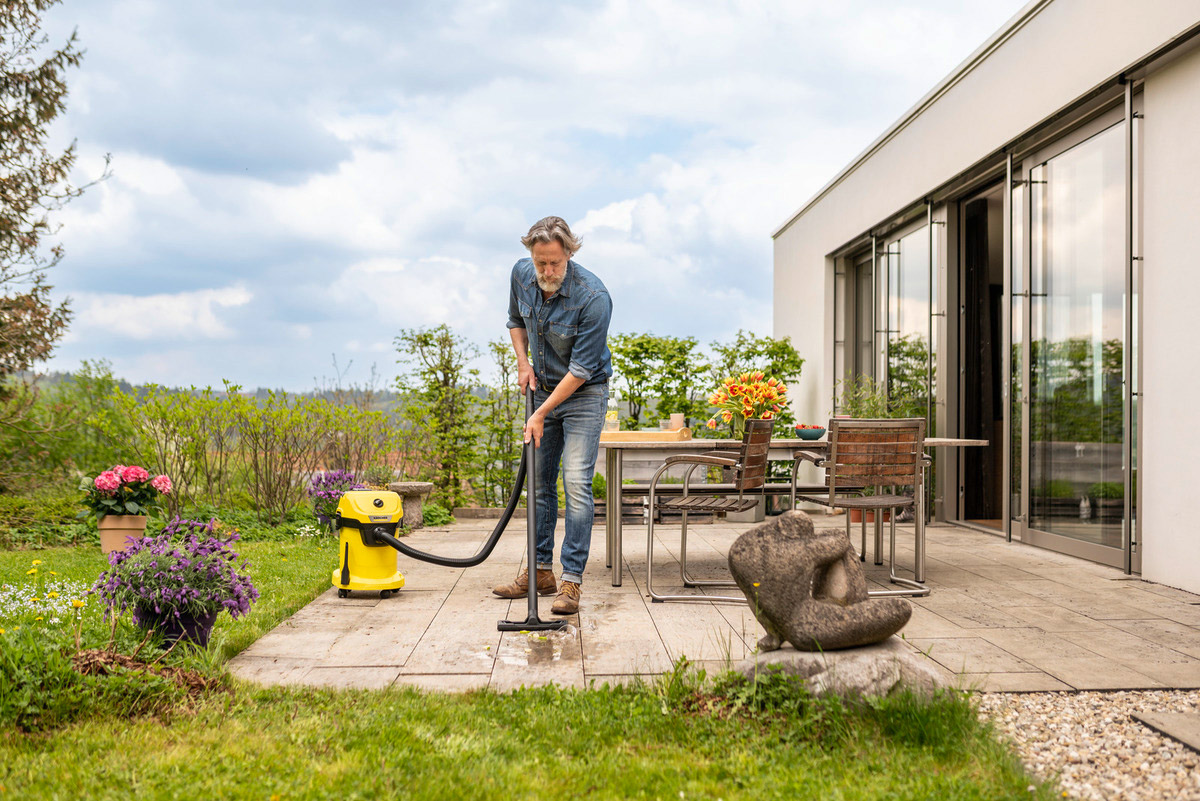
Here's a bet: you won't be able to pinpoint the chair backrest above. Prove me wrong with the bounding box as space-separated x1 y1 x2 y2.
734 418 774 493
824 418 926 499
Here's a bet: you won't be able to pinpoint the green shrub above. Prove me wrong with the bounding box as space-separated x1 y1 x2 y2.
422 503 454 527
0 489 93 549
361 465 395 487
592 472 606 500
1088 481 1123 500
1042 479 1076 499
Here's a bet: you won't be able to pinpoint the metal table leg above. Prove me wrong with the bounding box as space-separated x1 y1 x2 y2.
610 448 623 586
604 449 615 570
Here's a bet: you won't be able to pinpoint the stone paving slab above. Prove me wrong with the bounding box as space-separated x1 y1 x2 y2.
1132 711 1200 753
228 515 1200 693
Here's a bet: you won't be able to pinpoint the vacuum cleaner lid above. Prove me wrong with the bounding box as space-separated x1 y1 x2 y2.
337 490 403 524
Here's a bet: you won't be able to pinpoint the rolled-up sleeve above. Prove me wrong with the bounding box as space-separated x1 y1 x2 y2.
567 290 612 381
506 268 525 330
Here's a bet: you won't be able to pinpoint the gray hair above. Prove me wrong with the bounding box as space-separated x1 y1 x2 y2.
521 216 582 257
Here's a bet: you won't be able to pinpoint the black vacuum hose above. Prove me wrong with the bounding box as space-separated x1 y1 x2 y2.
372 393 531 568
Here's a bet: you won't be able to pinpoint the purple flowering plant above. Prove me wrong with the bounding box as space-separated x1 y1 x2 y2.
91 517 259 623
307 470 364 525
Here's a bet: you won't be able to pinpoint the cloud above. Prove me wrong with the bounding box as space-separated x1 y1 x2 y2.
68 285 253 341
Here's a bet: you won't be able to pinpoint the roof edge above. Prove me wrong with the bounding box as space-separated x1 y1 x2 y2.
771 0 1053 240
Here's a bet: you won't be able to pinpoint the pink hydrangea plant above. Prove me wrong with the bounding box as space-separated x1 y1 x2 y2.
94 471 121 493
119 465 151 483
150 474 173 494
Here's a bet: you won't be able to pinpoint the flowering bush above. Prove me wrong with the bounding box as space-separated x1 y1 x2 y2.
79 464 172 520
705 371 790 435
91 519 259 623
307 470 364 524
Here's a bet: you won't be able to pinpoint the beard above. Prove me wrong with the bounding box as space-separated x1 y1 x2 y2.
536 271 564 293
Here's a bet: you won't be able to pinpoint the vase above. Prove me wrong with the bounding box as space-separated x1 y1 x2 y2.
134 607 219 647
98 514 148 555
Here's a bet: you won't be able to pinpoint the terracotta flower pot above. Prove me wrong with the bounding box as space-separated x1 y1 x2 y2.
849 509 891 523
98 514 148 554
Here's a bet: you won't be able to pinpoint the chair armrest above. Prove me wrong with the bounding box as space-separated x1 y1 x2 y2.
793 449 827 467
663 453 738 468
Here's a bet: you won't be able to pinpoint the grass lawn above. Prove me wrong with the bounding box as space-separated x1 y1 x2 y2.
1 535 1058 800
0 679 1057 800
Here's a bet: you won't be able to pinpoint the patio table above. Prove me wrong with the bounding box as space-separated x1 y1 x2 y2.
598 436 986 587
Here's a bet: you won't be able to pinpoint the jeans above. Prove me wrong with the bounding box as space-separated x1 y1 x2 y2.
532 382 607 585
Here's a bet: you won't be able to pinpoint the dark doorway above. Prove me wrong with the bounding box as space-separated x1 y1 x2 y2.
961 186 1004 526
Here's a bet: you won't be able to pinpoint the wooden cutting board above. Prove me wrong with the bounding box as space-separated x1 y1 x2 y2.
599 428 693 443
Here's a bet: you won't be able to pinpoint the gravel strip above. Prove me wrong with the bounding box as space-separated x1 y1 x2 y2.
975 690 1200 800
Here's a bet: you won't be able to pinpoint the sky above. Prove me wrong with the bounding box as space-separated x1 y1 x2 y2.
35 0 1028 392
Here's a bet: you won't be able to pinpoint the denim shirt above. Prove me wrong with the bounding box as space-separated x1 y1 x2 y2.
506 257 613 389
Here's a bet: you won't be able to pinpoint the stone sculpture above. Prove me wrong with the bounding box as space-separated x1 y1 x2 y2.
728 510 912 651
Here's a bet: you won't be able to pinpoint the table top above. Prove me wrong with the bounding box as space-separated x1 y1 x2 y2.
599 437 988 450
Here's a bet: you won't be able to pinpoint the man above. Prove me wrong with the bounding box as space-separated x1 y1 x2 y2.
493 216 612 615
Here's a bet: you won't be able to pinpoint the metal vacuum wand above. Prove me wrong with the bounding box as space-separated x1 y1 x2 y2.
498 387 568 632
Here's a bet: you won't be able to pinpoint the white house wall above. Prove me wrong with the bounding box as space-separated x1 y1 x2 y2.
1140 45 1200 595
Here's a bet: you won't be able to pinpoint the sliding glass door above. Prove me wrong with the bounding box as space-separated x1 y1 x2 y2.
1019 120 1129 565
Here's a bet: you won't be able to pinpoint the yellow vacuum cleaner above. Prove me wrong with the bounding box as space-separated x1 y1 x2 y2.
331 490 406 599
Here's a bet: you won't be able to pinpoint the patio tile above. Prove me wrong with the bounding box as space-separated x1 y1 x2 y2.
1136 583 1200 603
1059 628 1197 664
1032 658 1165 690
1107 619 1200 659
898 605 969 638
957 672 1074 692
1006 606 1116 632
391 673 492 692
579 588 673 676
975 627 1100 661
302 666 402 689
913 590 1018 629
906 636 1037 674
490 626 586 691
399 608 505 674
227 656 318 686
956 581 1045 608
959 565 1047 583
322 604 441 667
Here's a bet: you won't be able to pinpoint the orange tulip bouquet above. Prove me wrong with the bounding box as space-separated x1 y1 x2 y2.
705 371 790 438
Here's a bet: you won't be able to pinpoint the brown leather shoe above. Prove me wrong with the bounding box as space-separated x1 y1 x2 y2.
551 580 581 615
492 568 557 598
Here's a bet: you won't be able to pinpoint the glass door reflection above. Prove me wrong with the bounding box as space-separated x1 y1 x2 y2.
1027 123 1126 561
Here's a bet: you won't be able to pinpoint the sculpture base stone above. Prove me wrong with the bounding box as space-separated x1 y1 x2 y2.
733 637 947 699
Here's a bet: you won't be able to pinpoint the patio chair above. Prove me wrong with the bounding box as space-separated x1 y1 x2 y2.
791 418 930 598
644 418 773 604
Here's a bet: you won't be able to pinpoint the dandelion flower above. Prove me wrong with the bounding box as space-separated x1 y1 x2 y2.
34 616 43 622
30 596 40 603
0 627 5 634
49 571 58 576
72 599 86 609
47 591 59 599
753 582 761 587
26 568 36 575
31 559 42 566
